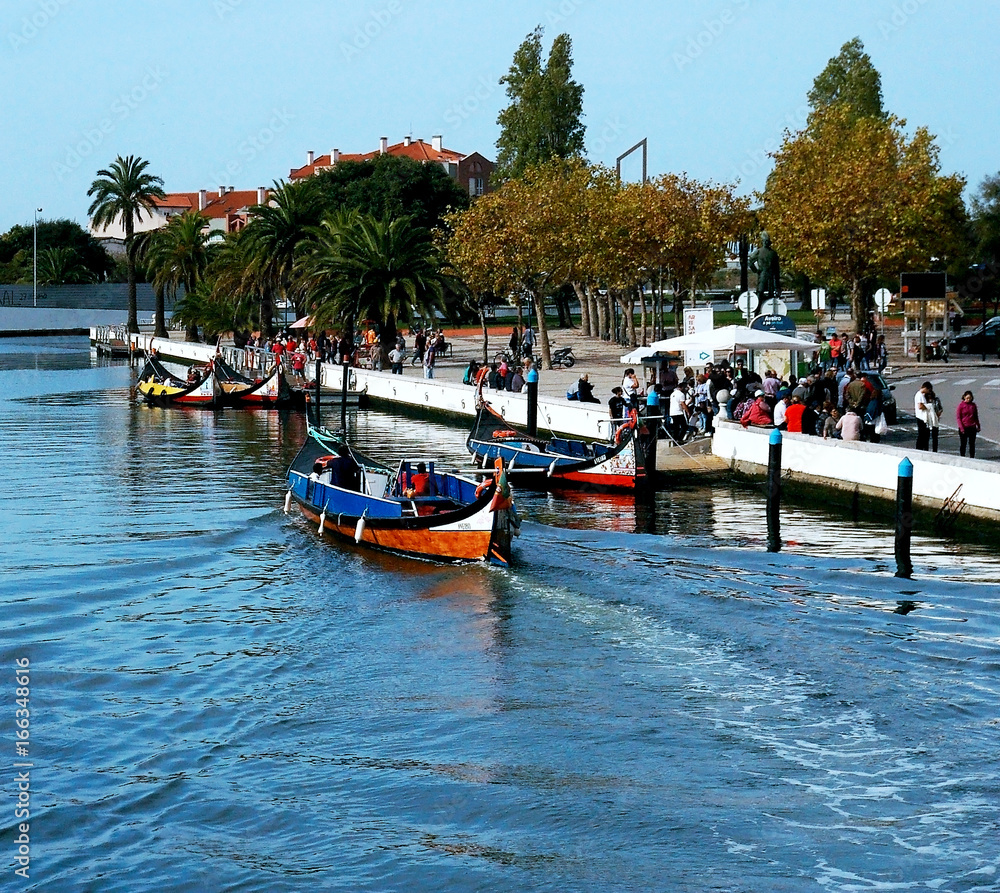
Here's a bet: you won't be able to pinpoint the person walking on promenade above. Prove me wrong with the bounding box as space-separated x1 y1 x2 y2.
875 334 889 372
914 381 941 452
956 391 981 458
521 324 535 360
507 326 520 360
423 342 436 379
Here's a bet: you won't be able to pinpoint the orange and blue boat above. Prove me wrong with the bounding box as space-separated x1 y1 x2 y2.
285 424 518 565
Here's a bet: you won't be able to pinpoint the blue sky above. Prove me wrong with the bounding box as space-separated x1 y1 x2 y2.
1 0 995 234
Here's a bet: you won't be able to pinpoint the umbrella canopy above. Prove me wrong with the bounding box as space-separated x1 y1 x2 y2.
289 316 312 329
620 325 817 363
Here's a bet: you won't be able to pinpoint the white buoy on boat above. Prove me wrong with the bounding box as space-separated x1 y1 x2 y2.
354 515 366 543
318 509 326 535
283 490 292 514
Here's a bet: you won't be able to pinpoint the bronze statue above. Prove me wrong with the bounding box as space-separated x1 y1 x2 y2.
749 231 781 306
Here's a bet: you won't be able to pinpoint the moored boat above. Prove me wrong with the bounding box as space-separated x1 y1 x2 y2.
285 425 519 565
466 397 648 492
214 356 291 407
136 355 218 407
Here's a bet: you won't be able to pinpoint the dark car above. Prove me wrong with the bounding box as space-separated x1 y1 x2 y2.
862 371 897 424
951 316 1000 355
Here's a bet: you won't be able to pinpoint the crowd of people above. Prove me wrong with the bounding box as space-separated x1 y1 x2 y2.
245 324 988 459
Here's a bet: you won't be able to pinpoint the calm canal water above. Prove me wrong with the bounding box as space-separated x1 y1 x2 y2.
3 337 1000 892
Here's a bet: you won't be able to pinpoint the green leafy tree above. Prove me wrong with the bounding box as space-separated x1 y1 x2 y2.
297 211 449 356
808 37 887 123
494 26 586 183
239 179 324 334
762 105 966 328
313 154 469 232
0 218 114 283
87 155 166 332
36 247 97 285
143 210 221 339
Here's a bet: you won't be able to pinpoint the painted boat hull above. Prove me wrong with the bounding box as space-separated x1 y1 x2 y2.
287 428 517 565
467 403 645 492
217 362 291 406
137 367 218 407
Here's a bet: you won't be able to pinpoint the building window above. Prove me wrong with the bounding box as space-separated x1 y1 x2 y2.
469 177 485 197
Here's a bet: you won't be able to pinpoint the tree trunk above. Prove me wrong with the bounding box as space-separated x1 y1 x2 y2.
154 283 168 338
594 286 607 340
799 274 812 311
638 284 648 346
531 289 552 369
479 307 489 364
572 281 590 335
850 279 865 334
739 233 749 295
125 218 139 334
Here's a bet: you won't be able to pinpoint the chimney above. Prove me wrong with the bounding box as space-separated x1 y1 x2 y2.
198 189 207 210
307 150 315 166
257 186 266 205
404 135 411 146
379 136 388 154
228 186 235 193
332 148 340 163
432 134 443 153
218 186 226 197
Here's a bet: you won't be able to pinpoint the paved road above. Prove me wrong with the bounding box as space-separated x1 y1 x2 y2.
883 365 1000 459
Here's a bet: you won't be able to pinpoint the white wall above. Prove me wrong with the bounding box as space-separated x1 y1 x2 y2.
133 335 613 439
712 421 1000 517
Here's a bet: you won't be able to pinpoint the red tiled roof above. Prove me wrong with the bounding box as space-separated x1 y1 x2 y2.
153 192 199 210
154 189 268 219
201 190 263 218
289 139 468 179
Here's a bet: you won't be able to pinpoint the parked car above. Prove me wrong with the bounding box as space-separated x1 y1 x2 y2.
862 371 897 425
951 316 1000 355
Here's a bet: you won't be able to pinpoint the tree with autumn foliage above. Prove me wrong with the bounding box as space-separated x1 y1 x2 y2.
762 105 966 328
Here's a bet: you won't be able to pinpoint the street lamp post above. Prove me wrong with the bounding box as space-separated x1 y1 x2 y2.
33 208 42 307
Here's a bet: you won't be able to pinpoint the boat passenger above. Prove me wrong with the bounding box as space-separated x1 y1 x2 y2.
404 462 430 498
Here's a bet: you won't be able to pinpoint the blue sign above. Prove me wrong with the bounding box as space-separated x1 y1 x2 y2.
750 314 797 334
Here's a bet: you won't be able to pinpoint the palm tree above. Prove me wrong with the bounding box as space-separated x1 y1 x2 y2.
87 155 166 333
143 210 221 340
297 211 450 354
239 179 323 335
37 247 97 285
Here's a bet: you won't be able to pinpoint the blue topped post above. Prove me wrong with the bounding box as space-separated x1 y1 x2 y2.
766 428 782 552
526 367 539 438
895 458 914 578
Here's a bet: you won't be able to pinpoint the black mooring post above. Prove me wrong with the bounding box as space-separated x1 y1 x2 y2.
340 359 349 432
766 428 782 553
895 458 914 579
314 358 322 428
526 368 539 438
